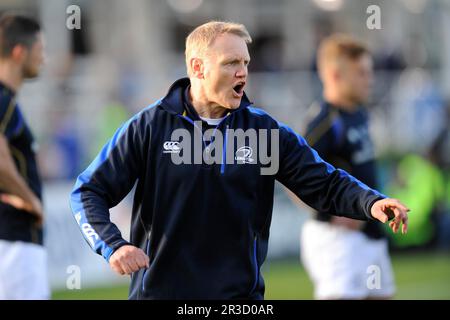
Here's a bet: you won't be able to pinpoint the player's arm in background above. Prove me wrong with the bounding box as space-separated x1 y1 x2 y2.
70 114 149 275
0 101 43 225
276 123 408 234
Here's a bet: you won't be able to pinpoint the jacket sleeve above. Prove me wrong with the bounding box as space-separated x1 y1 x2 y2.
276 123 386 221
70 115 148 261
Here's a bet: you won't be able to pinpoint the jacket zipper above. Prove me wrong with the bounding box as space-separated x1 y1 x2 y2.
250 234 259 294
141 239 150 292
220 124 229 175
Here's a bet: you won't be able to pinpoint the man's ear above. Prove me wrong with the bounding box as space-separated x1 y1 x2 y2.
10 45 28 64
190 57 204 79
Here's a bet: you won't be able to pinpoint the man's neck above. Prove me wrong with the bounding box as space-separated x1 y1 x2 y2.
324 90 358 112
0 62 23 92
188 86 227 119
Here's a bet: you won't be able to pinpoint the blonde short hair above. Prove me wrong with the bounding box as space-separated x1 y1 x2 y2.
317 34 370 75
185 21 252 76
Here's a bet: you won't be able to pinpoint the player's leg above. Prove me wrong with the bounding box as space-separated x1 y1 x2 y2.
300 219 369 299
0 240 49 299
365 239 396 299
0 239 10 299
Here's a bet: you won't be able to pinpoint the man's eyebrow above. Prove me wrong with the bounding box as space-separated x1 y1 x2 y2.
223 56 251 63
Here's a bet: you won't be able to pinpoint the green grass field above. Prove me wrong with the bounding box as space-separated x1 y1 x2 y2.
53 252 450 300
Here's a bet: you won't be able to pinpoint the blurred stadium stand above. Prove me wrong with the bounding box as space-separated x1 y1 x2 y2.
1 0 449 292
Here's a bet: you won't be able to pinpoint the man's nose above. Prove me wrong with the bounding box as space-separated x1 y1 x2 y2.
235 65 247 78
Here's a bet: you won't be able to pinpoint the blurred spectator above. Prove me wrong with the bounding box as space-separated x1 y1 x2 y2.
386 153 446 249
91 102 130 160
429 102 450 249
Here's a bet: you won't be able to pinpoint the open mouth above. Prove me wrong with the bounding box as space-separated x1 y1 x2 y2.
232 82 245 96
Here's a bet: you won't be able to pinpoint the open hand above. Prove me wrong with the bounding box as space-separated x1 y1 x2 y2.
371 198 409 234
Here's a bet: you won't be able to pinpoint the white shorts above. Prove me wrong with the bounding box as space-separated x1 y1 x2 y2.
300 219 395 299
0 240 50 300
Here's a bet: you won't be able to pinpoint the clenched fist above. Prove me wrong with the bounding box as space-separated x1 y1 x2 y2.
109 245 149 275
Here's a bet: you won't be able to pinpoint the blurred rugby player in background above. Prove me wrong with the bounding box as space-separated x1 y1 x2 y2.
0 14 48 299
300 34 396 300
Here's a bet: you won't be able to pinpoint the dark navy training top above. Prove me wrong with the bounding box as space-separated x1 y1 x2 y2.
0 81 43 245
70 78 386 299
304 101 385 239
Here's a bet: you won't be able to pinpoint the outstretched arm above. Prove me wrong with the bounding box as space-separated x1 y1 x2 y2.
276 124 409 233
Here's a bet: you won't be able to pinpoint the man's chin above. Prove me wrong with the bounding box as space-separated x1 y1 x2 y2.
23 69 40 79
359 98 370 105
224 100 242 110
350 96 368 106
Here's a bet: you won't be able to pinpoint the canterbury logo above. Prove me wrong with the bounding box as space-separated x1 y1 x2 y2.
235 146 254 164
75 212 99 248
82 224 100 248
163 141 181 153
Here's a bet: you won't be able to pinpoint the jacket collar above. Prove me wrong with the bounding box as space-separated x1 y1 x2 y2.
160 77 252 115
